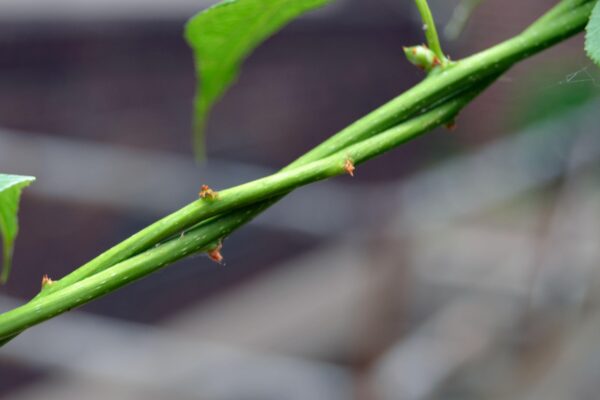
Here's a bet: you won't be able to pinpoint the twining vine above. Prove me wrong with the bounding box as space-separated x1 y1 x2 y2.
0 0 598 346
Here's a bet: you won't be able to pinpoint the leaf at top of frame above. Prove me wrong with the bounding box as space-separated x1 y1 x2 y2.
185 0 332 160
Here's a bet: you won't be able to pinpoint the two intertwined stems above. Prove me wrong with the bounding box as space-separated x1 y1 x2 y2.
0 0 596 344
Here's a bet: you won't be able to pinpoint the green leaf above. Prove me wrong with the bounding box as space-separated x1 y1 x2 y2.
585 0 600 67
0 174 35 284
185 0 331 159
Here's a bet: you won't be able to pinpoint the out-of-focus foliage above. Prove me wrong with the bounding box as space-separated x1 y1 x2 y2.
444 0 484 40
511 66 599 129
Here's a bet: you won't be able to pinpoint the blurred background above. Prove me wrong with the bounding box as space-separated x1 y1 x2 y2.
0 0 599 398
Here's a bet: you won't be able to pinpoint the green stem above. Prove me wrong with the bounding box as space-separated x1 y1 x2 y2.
528 0 594 30
0 239 13 284
0 86 493 341
0 0 594 344
414 0 447 64
40 0 595 296
289 0 594 169
0 207 263 340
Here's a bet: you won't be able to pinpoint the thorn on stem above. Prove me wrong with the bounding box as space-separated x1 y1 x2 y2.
41 274 54 289
445 120 457 131
199 185 218 200
208 242 223 264
344 159 355 177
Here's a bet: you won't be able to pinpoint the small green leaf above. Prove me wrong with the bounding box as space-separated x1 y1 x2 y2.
585 0 600 67
185 0 331 159
0 174 35 284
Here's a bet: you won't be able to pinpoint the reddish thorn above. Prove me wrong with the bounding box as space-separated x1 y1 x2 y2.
344 159 355 177
41 274 54 288
432 56 441 66
208 243 223 264
445 120 457 131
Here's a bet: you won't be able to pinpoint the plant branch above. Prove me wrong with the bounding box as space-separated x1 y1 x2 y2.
44 0 594 297
529 0 594 30
0 85 498 341
0 0 595 344
36 0 596 296
0 208 260 340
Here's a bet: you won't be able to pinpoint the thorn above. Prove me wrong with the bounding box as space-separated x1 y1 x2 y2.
445 120 457 131
199 184 218 200
344 159 355 177
41 274 54 289
208 242 223 264
180 231 185 239
432 56 441 67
